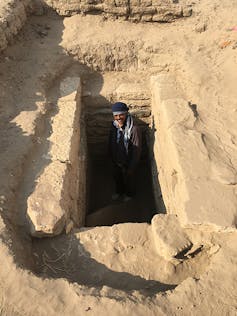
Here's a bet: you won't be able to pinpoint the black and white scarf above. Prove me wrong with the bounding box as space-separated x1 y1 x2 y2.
113 114 133 154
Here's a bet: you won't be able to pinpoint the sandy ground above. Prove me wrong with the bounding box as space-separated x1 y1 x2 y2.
0 0 237 315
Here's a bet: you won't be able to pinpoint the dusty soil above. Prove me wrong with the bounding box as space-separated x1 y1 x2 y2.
0 0 237 315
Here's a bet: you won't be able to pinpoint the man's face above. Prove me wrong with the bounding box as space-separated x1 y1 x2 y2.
114 113 127 127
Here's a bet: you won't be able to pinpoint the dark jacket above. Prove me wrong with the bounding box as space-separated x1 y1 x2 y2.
109 121 142 172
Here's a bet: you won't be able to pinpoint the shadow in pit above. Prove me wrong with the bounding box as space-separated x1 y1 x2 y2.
33 234 177 295
148 115 167 214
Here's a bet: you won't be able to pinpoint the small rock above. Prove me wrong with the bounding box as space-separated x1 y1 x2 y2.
183 7 192 17
151 214 192 259
219 40 232 49
85 307 91 311
195 23 207 33
66 220 74 234
37 30 48 37
82 91 91 97
209 244 220 255
0 195 6 204
232 42 237 49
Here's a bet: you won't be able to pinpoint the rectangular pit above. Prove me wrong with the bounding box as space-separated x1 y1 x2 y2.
83 72 166 226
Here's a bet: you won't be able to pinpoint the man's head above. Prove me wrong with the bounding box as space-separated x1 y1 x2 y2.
112 102 129 127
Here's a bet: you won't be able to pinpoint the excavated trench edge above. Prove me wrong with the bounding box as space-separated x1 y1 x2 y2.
0 70 215 298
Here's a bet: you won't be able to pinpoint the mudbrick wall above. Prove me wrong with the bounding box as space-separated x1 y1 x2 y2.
0 0 192 53
43 0 192 22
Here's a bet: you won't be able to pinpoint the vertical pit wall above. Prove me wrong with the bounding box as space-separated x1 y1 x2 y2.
27 77 87 237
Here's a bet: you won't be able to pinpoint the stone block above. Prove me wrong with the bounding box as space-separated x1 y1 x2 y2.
151 214 192 259
27 77 86 237
151 74 237 229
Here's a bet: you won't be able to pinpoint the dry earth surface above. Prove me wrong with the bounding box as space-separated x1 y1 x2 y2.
0 0 237 315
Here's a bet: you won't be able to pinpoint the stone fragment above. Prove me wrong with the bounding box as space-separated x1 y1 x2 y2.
182 6 192 17
151 214 192 259
232 41 237 49
66 220 74 234
195 22 207 33
27 162 67 237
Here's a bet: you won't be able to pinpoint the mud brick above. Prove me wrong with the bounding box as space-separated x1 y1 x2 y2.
130 0 140 6
140 0 152 6
141 14 153 22
104 6 128 15
114 0 129 6
152 0 169 5
131 6 156 15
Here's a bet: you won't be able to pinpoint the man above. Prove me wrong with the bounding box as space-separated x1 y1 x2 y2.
109 102 142 202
